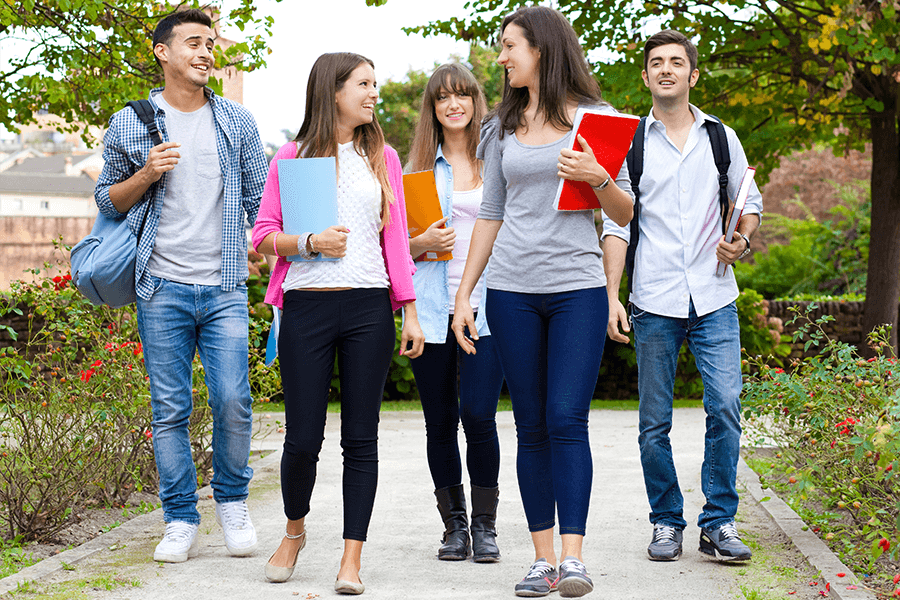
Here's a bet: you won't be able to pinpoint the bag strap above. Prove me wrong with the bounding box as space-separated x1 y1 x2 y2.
125 99 162 240
703 115 731 235
624 116 646 297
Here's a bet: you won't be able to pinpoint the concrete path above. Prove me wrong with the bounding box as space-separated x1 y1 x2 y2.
1 408 872 599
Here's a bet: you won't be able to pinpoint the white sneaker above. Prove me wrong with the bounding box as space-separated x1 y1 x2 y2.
153 521 199 563
215 500 258 556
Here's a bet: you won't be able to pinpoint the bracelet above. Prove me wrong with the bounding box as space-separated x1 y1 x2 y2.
308 234 317 254
591 175 611 192
737 232 751 259
272 232 280 258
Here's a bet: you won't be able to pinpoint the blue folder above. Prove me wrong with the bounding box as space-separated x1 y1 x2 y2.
278 157 339 262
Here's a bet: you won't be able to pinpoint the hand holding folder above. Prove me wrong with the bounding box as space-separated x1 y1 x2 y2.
403 171 452 261
554 109 641 211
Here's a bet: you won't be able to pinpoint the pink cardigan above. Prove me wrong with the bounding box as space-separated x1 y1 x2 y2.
251 142 416 311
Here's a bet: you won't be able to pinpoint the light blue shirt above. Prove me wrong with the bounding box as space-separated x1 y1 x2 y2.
601 104 763 318
410 145 491 344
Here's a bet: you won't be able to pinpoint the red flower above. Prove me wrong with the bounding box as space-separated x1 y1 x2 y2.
879 538 890 552
868 357 877 362
826 582 830 592
893 573 900 584
51 274 70 290
774 368 784 373
133 343 143 356
104 342 116 351
80 369 95 383
91 359 103 368
836 573 845 578
830 440 836 449
144 430 153 439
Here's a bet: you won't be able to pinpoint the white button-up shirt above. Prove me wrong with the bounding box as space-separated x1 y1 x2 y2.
602 104 763 318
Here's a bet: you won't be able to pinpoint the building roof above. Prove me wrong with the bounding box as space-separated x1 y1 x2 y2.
0 172 96 196
5 155 70 174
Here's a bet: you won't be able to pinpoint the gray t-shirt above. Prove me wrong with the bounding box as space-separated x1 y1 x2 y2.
147 92 224 286
476 108 633 294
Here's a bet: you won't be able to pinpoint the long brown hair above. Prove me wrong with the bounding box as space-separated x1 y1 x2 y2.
294 52 394 229
407 63 488 181
494 6 604 138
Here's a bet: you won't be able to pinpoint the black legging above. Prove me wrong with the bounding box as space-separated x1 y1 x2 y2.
278 288 395 542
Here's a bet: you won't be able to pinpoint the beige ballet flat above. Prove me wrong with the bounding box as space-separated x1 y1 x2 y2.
264 529 307 583
334 577 365 595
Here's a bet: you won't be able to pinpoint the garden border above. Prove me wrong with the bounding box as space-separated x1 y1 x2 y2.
736 456 877 600
0 450 282 597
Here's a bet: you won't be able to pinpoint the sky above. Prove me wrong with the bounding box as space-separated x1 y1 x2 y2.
226 0 479 145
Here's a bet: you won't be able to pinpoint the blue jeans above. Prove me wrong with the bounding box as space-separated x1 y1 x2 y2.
137 276 254 524
410 316 504 490
631 300 742 531
486 287 607 536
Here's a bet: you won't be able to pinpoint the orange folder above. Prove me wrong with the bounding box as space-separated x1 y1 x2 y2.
403 171 451 262
553 110 641 211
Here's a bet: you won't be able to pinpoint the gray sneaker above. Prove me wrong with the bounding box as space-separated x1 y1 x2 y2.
514 559 559 597
648 524 683 561
557 556 593 598
699 521 752 561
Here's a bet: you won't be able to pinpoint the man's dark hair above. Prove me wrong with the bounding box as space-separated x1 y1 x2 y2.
643 30 698 72
152 9 213 66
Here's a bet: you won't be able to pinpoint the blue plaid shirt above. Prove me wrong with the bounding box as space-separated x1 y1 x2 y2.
94 87 267 300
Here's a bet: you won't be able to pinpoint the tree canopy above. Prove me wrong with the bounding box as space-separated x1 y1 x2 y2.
1 0 278 142
401 0 900 349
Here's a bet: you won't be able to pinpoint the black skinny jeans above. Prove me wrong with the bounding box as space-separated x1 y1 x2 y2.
278 288 395 542
410 317 504 490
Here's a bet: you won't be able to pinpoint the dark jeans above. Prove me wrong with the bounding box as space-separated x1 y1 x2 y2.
278 288 395 542
410 316 504 490
486 287 607 536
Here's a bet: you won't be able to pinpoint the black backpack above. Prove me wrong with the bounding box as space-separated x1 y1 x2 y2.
623 116 730 295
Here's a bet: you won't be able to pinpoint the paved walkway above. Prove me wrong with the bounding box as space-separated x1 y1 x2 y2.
0 408 873 599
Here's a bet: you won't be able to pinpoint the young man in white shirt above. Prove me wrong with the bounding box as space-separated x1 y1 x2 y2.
602 29 762 562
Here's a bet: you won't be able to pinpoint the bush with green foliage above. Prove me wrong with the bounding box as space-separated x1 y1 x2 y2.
0 263 212 542
743 306 898 596
736 181 869 298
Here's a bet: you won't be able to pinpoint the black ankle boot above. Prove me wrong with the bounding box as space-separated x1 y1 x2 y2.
470 485 500 562
434 485 470 560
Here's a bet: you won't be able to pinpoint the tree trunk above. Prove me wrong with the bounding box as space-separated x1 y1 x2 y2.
862 105 900 354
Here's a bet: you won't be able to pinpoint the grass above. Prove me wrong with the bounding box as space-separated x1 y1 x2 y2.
6 572 140 599
253 397 704 413
0 538 37 579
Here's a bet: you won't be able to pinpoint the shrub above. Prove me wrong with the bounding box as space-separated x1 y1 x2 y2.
0 264 213 542
742 306 899 594
736 181 870 298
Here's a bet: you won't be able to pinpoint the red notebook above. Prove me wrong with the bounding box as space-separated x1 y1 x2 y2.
553 109 641 211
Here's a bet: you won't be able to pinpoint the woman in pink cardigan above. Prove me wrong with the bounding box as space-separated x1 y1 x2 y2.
251 52 424 594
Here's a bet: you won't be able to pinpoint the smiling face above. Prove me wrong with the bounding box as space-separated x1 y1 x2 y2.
335 62 379 135
434 85 475 134
642 43 699 103
154 22 214 90
497 23 540 89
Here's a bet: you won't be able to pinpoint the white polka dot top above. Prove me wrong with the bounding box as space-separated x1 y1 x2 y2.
282 141 390 291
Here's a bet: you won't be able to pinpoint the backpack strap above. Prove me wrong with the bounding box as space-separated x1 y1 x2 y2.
703 115 731 235
624 117 647 297
125 99 162 239
126 99 163 147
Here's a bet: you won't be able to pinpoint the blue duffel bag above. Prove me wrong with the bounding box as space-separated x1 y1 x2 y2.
70 100 159 308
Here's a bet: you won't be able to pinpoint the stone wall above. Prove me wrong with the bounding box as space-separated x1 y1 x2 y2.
0 216 90 289
766 300 894 358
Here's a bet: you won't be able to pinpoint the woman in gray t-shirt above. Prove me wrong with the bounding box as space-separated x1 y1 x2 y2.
450 6 633 598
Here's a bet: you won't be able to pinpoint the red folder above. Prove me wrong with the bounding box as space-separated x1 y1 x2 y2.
553 110 641 211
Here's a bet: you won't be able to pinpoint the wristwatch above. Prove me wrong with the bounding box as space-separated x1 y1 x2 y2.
737 233 751 259
591 175 611 192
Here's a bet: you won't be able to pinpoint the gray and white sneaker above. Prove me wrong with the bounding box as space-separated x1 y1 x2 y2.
648 524 683 561
514 559 559 597
558 556 593 598
153 521 199 563
699 521 752 561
